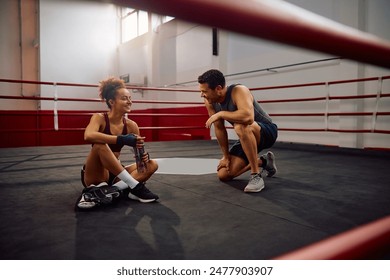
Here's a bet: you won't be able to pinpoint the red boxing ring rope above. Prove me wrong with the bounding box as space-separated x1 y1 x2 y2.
111 0 390 69
274 215 390 260
1 76 389 135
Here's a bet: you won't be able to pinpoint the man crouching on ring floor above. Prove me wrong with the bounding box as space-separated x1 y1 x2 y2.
77 77 159 210
198 69 278 193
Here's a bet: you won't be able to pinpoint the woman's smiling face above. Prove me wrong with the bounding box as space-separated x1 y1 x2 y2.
113 88 132 113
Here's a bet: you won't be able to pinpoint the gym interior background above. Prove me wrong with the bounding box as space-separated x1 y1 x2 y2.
0 0 389 261
0 0 389 149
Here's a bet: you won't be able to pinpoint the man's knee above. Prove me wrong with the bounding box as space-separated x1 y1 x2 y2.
233 123 244 134
218 169 233 181
233 123 251 138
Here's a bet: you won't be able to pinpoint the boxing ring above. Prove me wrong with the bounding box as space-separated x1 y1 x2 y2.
1 75 390 259
1 0 390 260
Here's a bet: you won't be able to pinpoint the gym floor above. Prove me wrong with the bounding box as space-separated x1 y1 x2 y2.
0 140 389 260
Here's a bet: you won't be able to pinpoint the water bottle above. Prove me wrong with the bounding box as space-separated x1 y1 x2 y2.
133 146 146 173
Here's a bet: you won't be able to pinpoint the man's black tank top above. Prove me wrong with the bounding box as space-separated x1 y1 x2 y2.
212 84 273 125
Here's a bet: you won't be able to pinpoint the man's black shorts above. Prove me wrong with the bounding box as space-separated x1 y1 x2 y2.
229 122 278 164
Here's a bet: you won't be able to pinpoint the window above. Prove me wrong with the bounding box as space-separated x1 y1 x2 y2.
152 14 174 32
121 8 149 43
121 7 175 42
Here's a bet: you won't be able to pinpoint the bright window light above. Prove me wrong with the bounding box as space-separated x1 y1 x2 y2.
121 8 149 43
138 11 149 36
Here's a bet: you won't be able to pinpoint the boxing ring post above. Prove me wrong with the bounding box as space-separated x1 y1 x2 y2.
111 0 390 68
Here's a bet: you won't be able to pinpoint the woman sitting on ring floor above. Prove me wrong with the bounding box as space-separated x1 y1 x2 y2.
77 77 159 209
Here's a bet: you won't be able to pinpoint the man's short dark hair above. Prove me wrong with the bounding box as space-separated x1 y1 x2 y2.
198 69 225 90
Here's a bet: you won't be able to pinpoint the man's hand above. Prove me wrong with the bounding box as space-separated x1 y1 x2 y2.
217 156 230 172
205 112 222 128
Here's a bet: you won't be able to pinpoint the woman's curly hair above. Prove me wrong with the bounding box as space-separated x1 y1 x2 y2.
99 77 126 109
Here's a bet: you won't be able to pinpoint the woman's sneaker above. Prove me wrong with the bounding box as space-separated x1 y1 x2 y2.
261 151 277 177
77 190 97 209
129 182 159 203
77 182 121 209
244 173 265 192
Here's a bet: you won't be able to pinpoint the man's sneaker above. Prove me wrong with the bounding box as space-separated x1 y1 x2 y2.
261 151 277 177
129 182 159 203
244 173 265 192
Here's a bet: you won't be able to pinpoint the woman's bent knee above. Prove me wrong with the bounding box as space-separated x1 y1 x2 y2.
91 143 109 151
147 159 158 173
